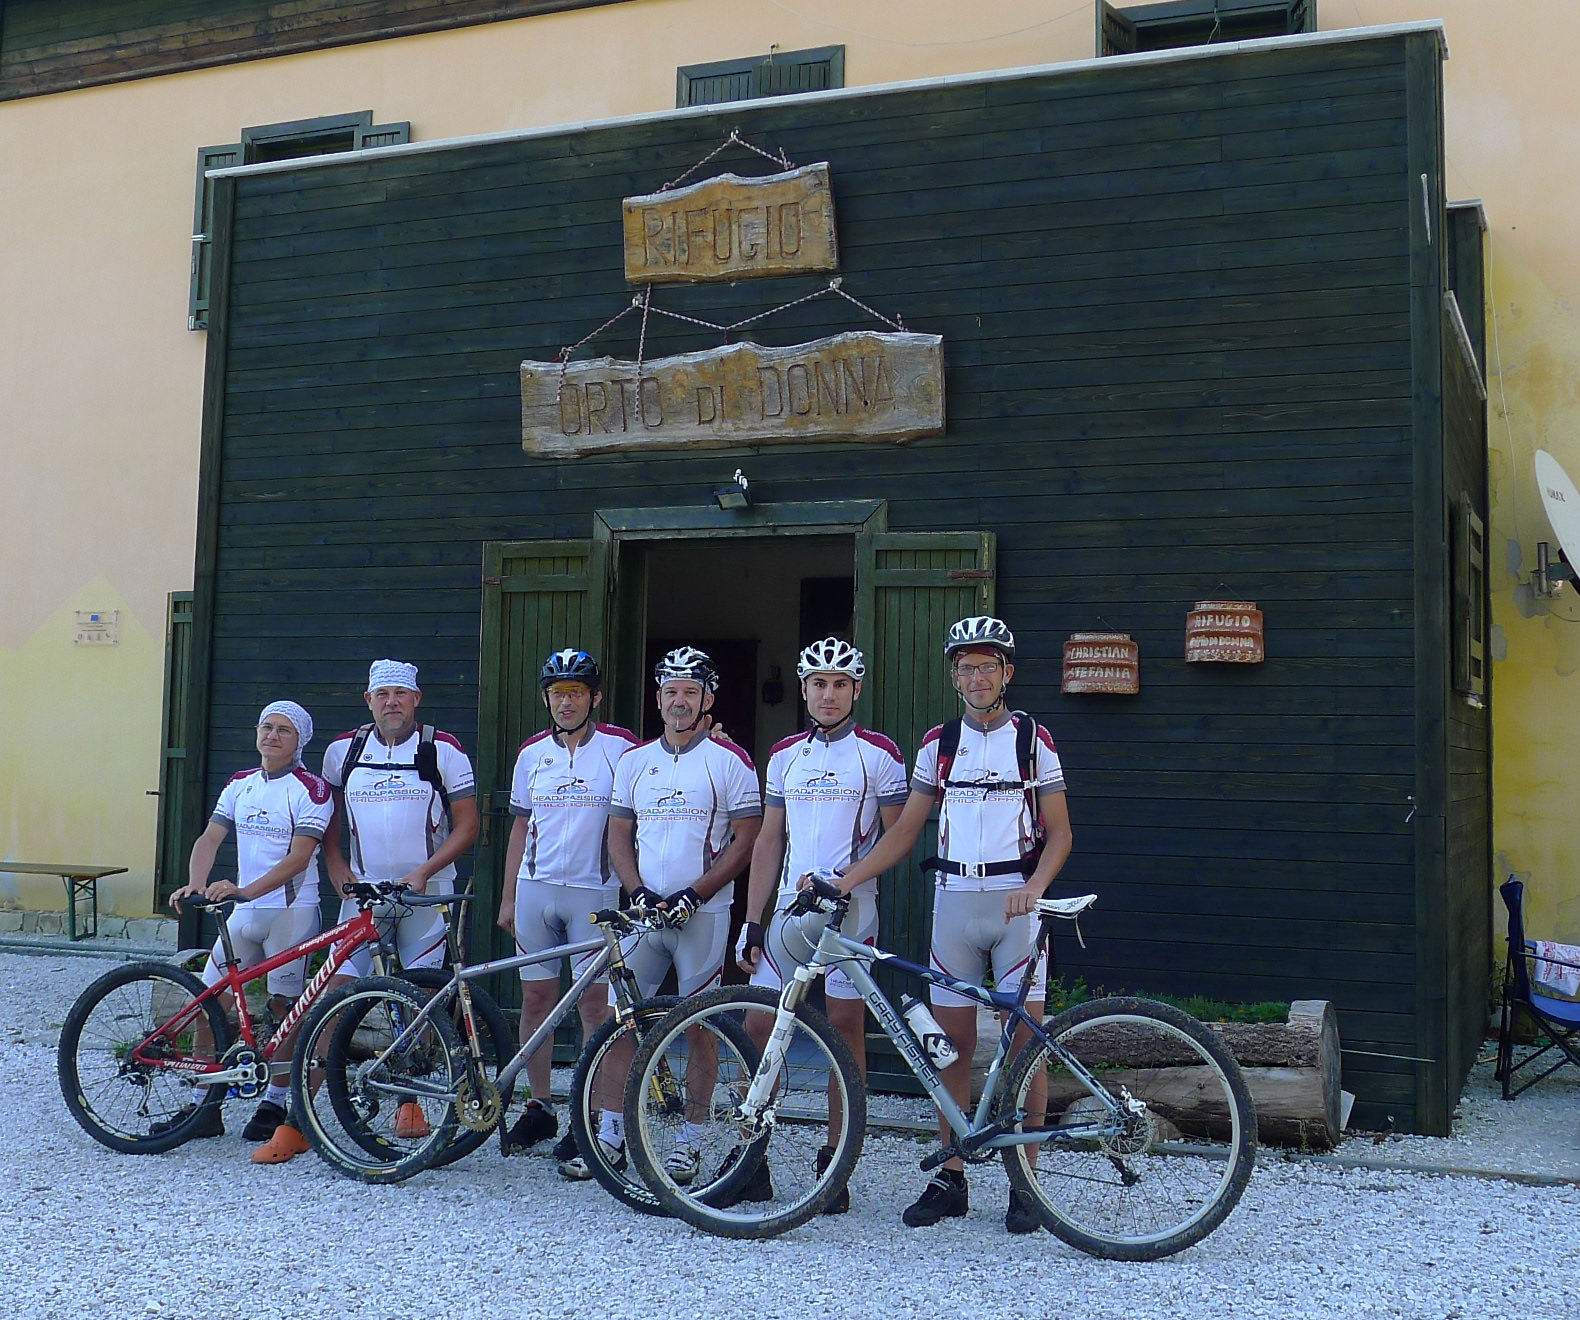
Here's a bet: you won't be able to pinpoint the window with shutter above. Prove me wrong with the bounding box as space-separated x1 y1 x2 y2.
1097 0 1314 57
188 111 411 329
677 46 845 108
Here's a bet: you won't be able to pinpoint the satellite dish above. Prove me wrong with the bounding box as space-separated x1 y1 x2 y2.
1534 449 1580 595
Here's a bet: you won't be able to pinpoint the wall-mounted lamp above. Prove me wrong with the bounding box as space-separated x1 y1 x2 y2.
713 468 751 511
1535 541 1575 597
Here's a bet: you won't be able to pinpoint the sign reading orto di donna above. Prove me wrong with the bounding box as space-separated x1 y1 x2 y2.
522 333 944 459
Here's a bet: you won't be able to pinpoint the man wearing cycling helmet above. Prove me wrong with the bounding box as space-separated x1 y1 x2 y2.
497 649 639 1164
605 646 762 1182
823 616 1073 1234
734 637 908 1210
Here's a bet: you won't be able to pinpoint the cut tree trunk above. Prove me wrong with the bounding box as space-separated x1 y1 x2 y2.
969 998 1345 1151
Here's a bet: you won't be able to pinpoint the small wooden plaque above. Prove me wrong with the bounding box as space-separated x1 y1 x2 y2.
1186 600 1265 663
1062 632 1140 694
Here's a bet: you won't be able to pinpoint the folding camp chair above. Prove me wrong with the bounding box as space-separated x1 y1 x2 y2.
1495 877 1580 1100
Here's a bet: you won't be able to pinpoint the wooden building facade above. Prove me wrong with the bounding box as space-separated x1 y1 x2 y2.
187 24 1488 1133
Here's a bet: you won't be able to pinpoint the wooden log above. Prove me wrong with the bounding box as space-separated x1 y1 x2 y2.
968 998 1345 1151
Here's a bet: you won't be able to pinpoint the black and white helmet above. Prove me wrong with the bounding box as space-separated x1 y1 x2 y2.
654 646 719 692
944 616 1015 662
796 637 865 681
539 648 601 692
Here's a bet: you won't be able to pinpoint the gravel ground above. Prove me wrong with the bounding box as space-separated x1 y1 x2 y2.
7 950 1580 1320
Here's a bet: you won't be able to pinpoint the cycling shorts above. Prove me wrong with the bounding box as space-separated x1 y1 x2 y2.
927 888 1047 1010
613 909 729 1001
202 904 321 999
513 881 619 982
334 891 448 977
751 888 877 1002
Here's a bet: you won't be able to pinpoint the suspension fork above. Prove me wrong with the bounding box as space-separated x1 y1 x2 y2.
741 965 815 1120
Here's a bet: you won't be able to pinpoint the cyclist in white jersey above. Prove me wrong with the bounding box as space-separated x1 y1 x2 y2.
253 659 478 1165
167 700 331 1152
821 616 1073 1234
605 646 762 1183
732 637 908 1210
496 648 638 1163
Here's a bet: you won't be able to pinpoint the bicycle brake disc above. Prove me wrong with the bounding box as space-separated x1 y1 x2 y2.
455 1076 503 1131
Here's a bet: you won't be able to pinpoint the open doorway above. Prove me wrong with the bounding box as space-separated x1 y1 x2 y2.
637 536 853 765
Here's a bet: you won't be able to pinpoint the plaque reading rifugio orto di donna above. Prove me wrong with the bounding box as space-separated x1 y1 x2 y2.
521 332 945 459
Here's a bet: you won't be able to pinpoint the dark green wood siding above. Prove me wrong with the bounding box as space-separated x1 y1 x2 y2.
195 30 1481 1131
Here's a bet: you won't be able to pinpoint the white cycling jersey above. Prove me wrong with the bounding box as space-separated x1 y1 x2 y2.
209 766 332 909
509 723 638 888
912 713 1065 892
321 727 476 885
609 729 761 910
764 724 908 898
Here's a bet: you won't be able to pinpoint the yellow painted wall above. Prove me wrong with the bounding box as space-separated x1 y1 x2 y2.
5 1 1579 929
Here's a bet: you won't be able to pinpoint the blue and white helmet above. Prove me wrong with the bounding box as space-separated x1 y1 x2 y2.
796 637 865 681
944 616 1015 662
539 648 601 692
654 646 719 692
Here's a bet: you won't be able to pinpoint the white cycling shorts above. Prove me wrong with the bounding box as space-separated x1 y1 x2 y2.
513 881 619 982
202 904 321 999
927 888 1047 1010
334 893 448 977
751 888 878 1002
613 908 729 1001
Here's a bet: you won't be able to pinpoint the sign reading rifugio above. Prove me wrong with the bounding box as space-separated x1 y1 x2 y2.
623 164 838 284
521 332 944 459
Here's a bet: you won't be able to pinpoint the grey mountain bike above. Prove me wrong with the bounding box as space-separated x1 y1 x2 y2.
622 881 1257 1259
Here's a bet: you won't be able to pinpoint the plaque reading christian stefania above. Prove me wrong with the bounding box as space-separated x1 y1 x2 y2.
623 164 838 284
1061 632 1140 695
521 332 945 458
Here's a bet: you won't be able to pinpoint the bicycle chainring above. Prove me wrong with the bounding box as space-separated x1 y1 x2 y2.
455 1076 503 1131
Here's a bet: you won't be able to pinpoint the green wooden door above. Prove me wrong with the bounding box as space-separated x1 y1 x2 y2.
854 531 996 1090
475 540 608 966
152 591 194 908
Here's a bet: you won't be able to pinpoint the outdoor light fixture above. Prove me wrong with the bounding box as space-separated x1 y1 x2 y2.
713 468 751 511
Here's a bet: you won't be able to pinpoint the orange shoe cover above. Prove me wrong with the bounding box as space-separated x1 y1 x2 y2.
251 1122 310 1164
394 1102 431 1140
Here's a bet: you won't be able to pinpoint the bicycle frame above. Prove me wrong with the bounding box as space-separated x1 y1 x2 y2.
747 903 1126 1157
132 900 394 1088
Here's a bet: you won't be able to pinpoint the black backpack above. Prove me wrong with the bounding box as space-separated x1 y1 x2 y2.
339 723 451 817
930 710 1045 874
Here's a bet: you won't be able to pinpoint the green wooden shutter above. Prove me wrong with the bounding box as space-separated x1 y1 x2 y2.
152 591 194 906
677 45 844 107
854 530 996 1090
354 120 412 150
188 142 241 330
1097 1 1138 56
475 539 609 961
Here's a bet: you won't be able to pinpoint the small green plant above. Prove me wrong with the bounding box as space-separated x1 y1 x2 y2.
1045 977 1288 1025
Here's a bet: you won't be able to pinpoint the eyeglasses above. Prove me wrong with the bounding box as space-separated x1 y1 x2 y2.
954 661 1003 678
546 684 590 697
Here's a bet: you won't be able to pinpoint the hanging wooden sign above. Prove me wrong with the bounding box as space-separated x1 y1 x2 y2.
521 331 944 458
1186 600 1265 663
623 163 838 284
1062 632 1140 694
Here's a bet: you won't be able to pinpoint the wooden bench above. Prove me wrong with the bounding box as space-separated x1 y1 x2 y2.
2 863 129 940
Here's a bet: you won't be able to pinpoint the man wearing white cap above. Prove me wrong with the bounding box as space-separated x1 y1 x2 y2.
251 660 478 1163
168 700 333 1153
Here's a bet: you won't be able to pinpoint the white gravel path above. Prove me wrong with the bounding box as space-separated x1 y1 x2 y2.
7 950 1579 1320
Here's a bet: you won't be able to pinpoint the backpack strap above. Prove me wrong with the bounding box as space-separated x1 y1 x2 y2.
339 724 375 788
933 718 963 803
412 724 451 818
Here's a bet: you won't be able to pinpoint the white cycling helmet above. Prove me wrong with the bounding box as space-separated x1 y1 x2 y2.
944 616 1015 661
654 645 719 692
796 637 865 681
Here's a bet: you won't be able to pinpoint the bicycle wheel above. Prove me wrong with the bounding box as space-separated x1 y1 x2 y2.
58 960 233 1155
1001 995 1258 1261
398 970 515 1168
291 976 463 1183
624 985 865 1239
567 995 678 1214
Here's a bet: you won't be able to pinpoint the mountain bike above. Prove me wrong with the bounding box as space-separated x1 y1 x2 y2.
622 881 1258 1259
290 901 741 1208
56 881 508 1166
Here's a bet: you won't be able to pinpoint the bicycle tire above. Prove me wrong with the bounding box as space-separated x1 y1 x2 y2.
57 960 233 1155
397 969 515 1168
624 985 865 1239
1001 995 1258 1261
291 976 463 1183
